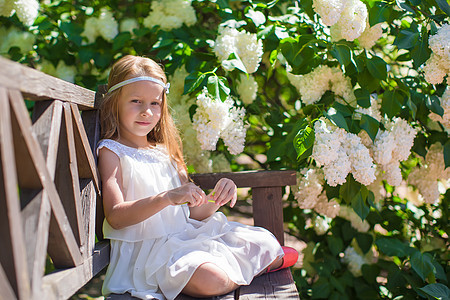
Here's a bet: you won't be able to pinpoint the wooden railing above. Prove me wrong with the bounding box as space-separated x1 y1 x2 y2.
0 57 297 300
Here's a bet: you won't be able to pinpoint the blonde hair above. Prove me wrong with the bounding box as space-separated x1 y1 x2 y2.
99 55 186 172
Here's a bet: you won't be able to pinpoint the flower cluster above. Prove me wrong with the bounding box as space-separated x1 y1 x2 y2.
192 88 247 155
429 88 450 128
313 216 331 235
0 26 35 54
293 168 341 218
342 246 372 277
39 60 77 83
371 117 417 186
313 0 368 42
143 0 197 31
120 18 139 34
354 95 382 122
0 0 39 26
423 24 450 84
339 206 370 232
82 9 118 44
287 65 356 106
408 143 450 204
236 74 258 105
214 26 263 74
312 118 376 186
357 22 384 49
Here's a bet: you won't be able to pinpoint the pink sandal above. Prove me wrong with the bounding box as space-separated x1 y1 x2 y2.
267 246 299 273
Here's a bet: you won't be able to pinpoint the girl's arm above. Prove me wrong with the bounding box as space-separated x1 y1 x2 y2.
99 148 208 229
189 178 237 221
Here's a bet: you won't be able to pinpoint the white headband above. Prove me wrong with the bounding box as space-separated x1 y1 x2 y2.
108 76 170 94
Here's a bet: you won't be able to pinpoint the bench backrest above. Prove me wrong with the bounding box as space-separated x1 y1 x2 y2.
0 57 296 300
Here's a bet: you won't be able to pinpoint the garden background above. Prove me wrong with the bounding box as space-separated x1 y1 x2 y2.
1 0 449 299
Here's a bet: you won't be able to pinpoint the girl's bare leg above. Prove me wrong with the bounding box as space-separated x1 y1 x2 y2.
182 263 239 298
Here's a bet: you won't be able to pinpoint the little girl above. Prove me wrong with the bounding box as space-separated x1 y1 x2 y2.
97 55 295 300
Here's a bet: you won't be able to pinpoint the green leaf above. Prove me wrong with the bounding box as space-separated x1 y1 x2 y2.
184 72 206 94
362 264 380 284
294 125 315 161
369 2 391 26
382 90 403 118
406 97 417 119
356 233 374 254
207 75 230 102
327 236 344 256
330 44 352 67
324 108 349 131
222 52 248 73
435 0 450 16
411 33 431 68
360 114 379 142
411 251 435 281
351 186 370 221
355 88 371 108
366 56 387 80
329 276 346 295
112 32 131 51
280 37 316 74
419 283 450 300
394 29 420 50
60 21 83 46
311 277 331 299
444 140 450 169
426 95 444 117
339 175 361 204
375 238 413 258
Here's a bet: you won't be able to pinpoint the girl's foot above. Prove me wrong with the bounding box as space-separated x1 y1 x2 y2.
267 246 298 273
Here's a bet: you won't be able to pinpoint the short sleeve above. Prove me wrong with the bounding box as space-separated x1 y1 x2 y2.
97 139 124 158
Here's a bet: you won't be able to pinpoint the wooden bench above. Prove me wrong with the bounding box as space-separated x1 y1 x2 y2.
0 56 299 300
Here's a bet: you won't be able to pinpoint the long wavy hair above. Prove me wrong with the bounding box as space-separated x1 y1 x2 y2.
99 55 186 173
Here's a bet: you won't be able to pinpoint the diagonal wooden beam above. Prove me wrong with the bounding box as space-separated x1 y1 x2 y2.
0 87 31 299
8 89 82 268
70 103 100 194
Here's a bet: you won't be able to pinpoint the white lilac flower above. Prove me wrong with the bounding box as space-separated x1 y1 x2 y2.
313 216 331 235
0 0 15 17
0 26 35 53
312 118 375 186
192 88 247 154
312 0 344 26
214 26 263 74
342 246 367 277
236 74 258 105
408 143 450 204
287 65 356 106
54 60 76 83
354 95 382 122
168 66 190 104
293 168 325 209
97 9 119 41
314 193 340 218
429 88 450 128
143 0 197 31
82 9 118 43
120 18 139 33
339 205 370 232
13 0 39 26
423 24 450 84
330 0 368 42
357 22 384 49
371 117 417 186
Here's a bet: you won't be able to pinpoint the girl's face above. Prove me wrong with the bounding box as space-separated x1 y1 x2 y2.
117 80 164 145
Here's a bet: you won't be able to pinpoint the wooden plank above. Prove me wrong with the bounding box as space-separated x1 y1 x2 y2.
252 187 284 245
41 241 110 300
0 56 95 110
79 179 97 259
0 87 31 299
238 269 299 299
71 103 100 193
190 170 297 190
0 264 17 300
107 290 236 300
8 89 83 268
31 100 63 180
20 190 51 298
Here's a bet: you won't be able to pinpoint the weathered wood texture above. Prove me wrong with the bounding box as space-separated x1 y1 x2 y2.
0 58 300 300
0 59 102 300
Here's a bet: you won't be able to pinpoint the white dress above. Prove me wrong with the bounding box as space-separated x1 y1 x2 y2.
98 139 284 300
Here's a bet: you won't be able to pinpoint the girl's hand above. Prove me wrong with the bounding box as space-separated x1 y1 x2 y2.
208 178 237 208
167 183 208 207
